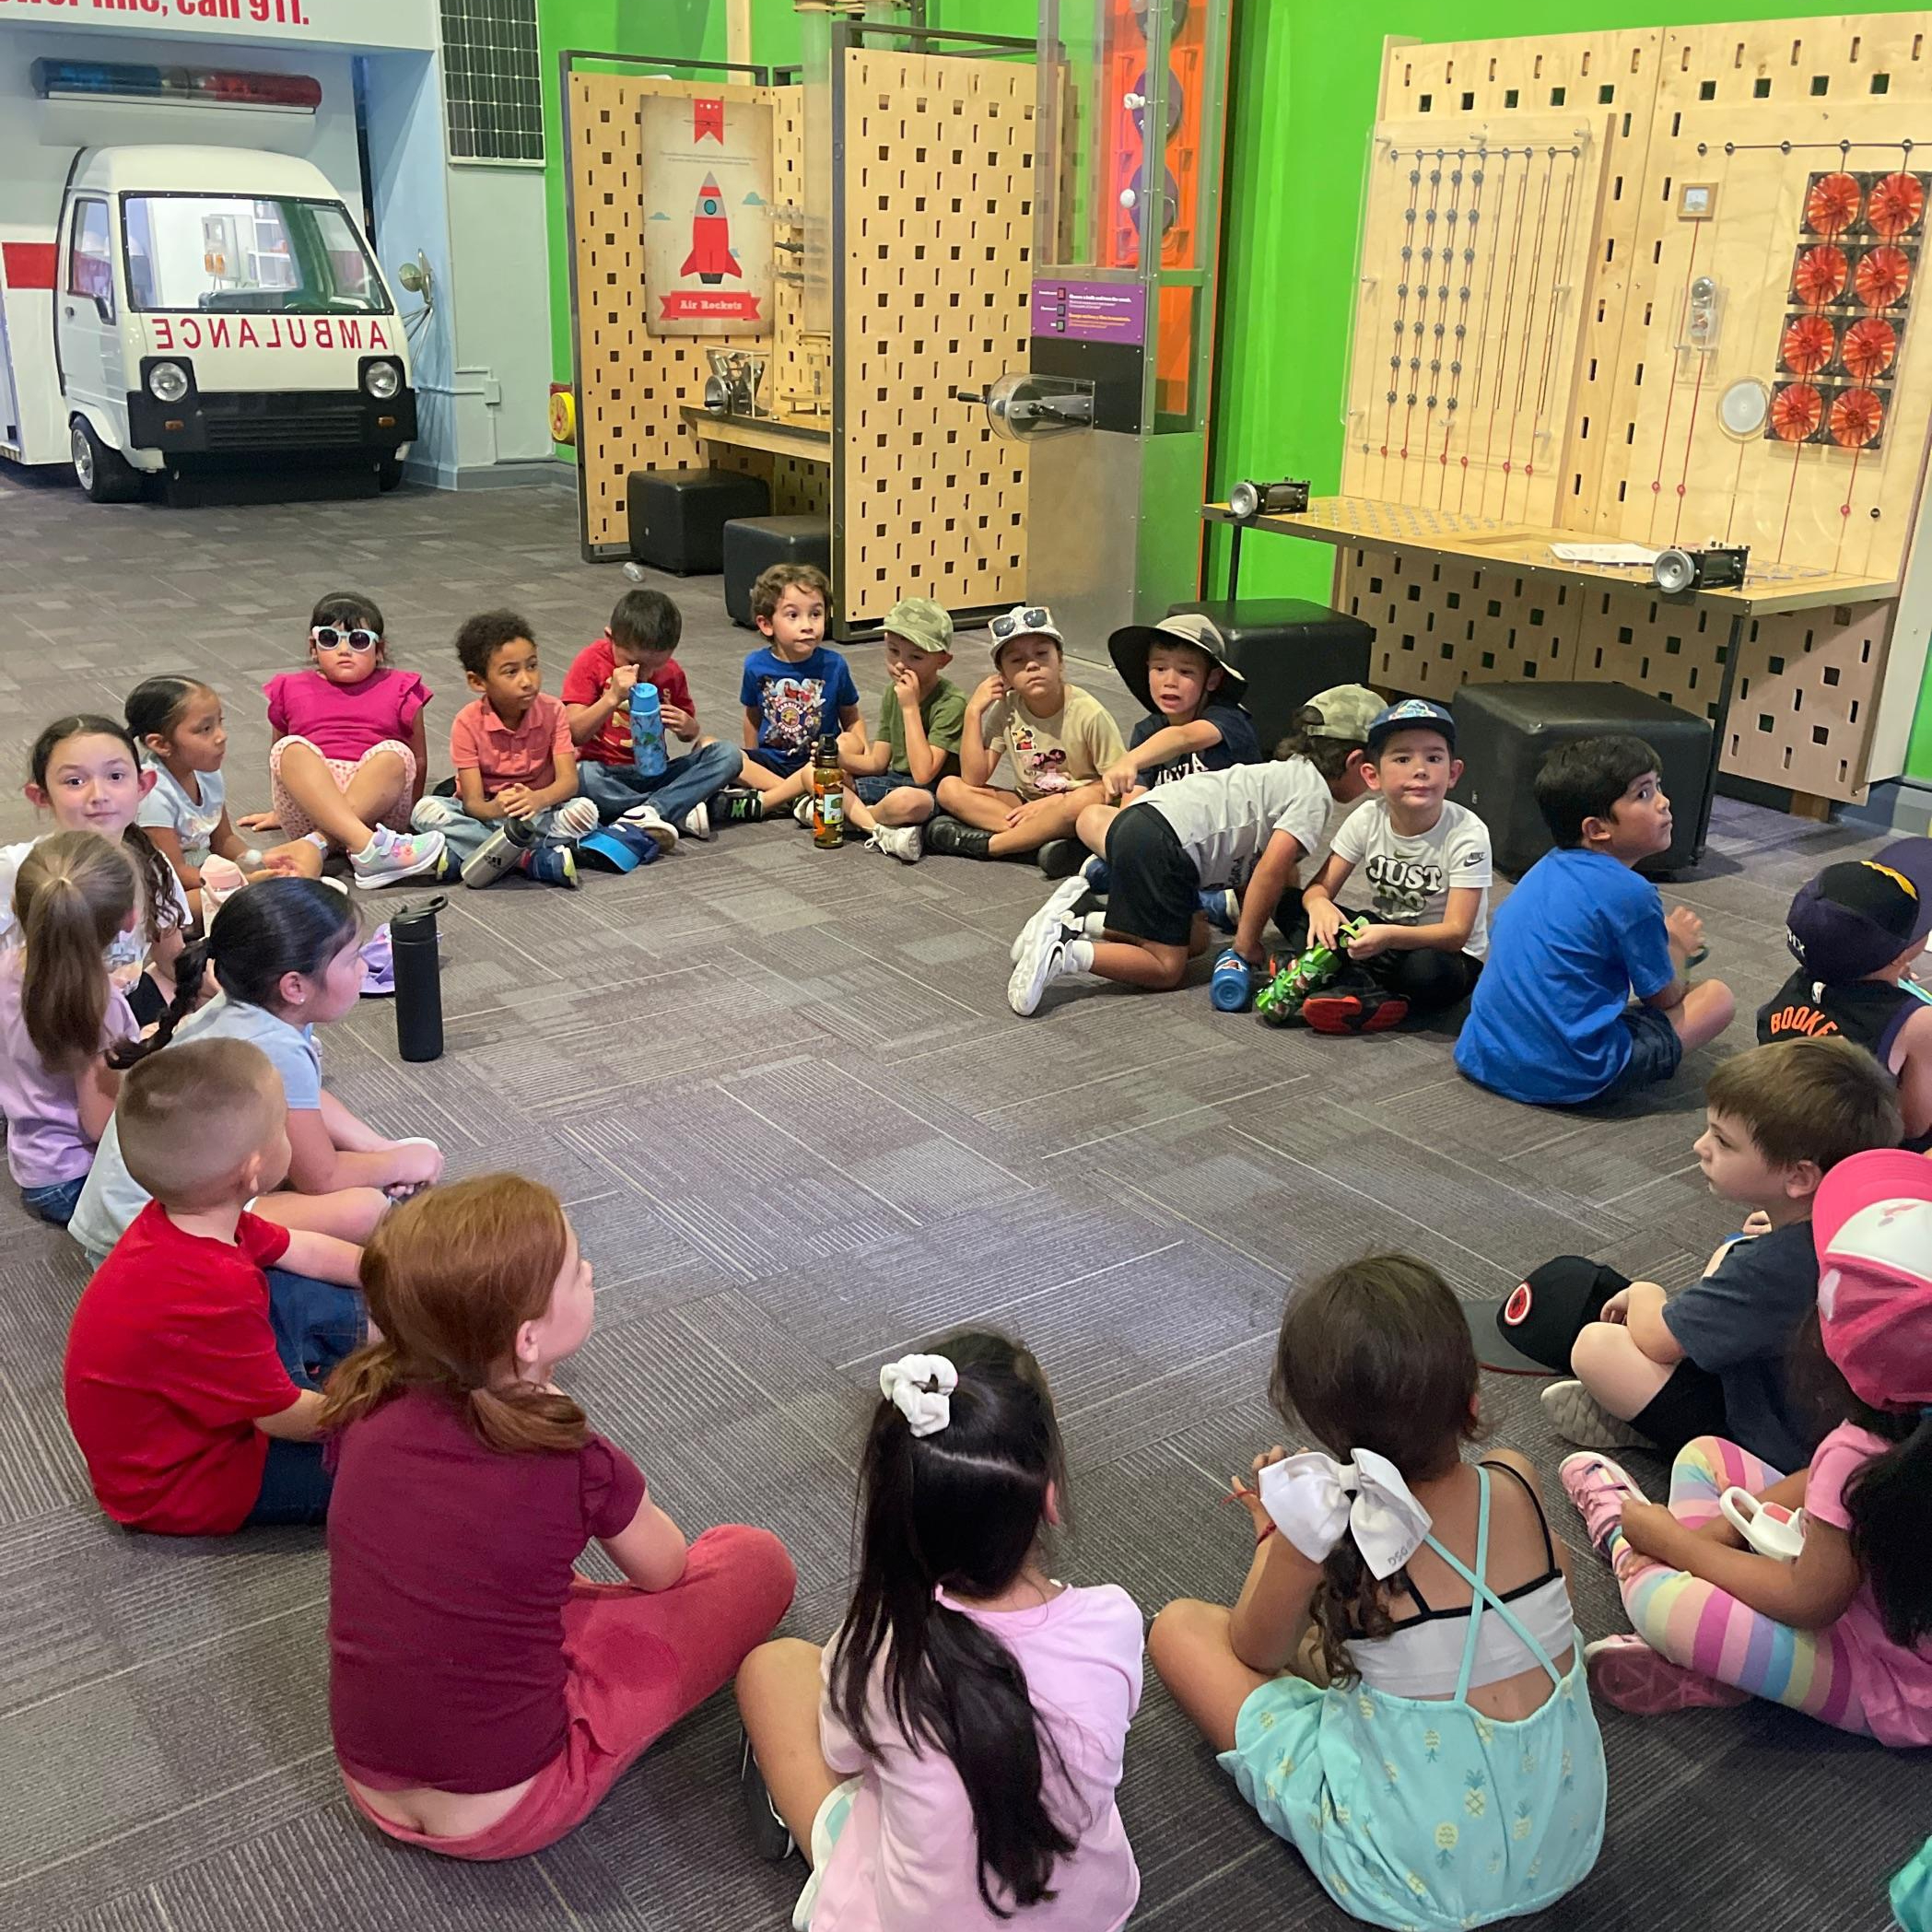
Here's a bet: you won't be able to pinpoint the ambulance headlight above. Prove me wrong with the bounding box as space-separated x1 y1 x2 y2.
146 361 191 404
362 359 403 401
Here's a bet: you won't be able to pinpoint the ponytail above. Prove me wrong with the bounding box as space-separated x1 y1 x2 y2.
16 833 138 1073
108 934 208 1070
1847 1414 1932 1648
124 825 186 947
317 1337 588 1453
832 1333 1076 1916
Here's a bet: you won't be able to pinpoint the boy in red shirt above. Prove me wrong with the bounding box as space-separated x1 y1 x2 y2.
561 588 742 844
63 1038 368 1533
410 610 599 889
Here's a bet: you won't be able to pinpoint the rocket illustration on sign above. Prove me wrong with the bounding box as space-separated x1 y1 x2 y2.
679 174 741 286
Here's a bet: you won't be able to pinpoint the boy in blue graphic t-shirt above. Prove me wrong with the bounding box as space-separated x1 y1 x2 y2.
1455 735 1735 1105
732 564 861 812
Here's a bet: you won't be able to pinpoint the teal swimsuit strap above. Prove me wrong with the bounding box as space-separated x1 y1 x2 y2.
1419 1468 1565 1701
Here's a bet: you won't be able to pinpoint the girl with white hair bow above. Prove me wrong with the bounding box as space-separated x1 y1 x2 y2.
1149 1256 1607 1931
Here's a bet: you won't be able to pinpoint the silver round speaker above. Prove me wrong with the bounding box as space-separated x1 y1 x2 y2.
1652 546 1696 595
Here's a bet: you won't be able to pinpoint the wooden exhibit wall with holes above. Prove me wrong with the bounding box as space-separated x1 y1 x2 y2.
568 73 804 554
836 48 1034 630
1326 17 1932 798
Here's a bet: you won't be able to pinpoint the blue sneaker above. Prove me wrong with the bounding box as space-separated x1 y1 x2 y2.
520 842 580 889
1198 886 1239 932
1081 854 1110 894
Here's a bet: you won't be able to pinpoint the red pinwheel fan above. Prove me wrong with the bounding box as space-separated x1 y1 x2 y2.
1854 244 1914 310
1829 386 1886 449
1842 315 1899 382
1867 171 1926 240
1780 313 1836 375
1794 244 1850 307
1770 382 1825 441
1805 171 1863 237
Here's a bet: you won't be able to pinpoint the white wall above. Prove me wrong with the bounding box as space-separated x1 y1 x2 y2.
444 164 553 468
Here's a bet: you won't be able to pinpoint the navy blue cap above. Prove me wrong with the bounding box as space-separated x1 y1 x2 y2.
1366 698 1457 755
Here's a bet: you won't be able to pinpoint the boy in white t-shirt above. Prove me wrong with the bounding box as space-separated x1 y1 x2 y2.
1296 697 1493 1033
1006 685 1378 1016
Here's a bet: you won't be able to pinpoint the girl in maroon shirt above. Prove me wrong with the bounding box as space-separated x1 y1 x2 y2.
318 1175 795 1858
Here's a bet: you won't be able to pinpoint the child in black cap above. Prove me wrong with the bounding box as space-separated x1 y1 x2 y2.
1758 841 1932 1144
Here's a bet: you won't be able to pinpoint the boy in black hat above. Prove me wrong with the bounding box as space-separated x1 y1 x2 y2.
1293 697 1493 1033
1757 841 1932 1143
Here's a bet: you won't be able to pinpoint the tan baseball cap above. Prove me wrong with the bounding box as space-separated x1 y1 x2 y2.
1303 684 1384 742
884 598 954 656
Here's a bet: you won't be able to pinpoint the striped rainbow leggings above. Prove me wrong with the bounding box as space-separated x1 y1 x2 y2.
1604 1434 1870 1736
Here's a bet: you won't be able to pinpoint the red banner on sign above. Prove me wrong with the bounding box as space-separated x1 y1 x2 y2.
693 97 724 142
660 291 762 322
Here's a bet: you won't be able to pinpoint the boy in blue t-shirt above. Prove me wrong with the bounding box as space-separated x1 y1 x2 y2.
1454 734 1735 1104
732 563 862 814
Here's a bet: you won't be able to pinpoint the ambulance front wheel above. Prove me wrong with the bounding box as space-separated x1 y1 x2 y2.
70 418 141 505
377 457 404 492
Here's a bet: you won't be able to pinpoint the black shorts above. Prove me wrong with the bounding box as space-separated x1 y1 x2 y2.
1103 803 1200 948
1630 1359 1729 1457
1599 1003 1684 1098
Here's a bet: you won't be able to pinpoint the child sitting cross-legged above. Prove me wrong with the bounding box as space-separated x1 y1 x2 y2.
1293 698 1493 1034
735 1332 1143 1929
1150 1257 1606 1931
1561 1141 1932 1739
63 1038 369 1533
1004 685 1377 1017
929 605 1127 861
410 611 598 890
1757 841 1932 1145
321 1177 796 1859
732 564 863 815
560 588 741 842
1526 1036 1900 1472
1454 734 1735 1105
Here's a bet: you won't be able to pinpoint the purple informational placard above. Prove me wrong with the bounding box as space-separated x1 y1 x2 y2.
1029 279 1148 345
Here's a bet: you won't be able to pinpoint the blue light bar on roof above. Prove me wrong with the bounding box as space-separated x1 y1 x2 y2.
29 60 321 112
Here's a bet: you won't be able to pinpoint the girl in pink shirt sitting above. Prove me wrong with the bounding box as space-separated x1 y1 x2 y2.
735 1332 1144 1932
1563 1144 1932 1745
246 591 445 891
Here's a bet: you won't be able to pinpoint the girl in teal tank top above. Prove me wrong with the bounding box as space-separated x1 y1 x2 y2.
1149 1256 1607 1930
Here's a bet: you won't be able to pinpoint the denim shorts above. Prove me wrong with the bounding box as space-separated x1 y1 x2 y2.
1600 1002 1683 1098
851 770 923 805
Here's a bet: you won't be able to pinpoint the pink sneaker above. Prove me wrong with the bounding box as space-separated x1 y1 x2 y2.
1559 1451 1649 1559
1585 1634 1751 1714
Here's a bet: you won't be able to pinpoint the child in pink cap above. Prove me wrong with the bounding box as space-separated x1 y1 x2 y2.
1560 1143 1932 1742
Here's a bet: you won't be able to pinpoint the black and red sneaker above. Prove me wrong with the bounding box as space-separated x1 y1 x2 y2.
1301 989 1410 1035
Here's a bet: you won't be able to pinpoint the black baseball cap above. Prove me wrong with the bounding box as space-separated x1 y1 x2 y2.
1366 697 1457 755
1787 839 1932 983
1464 1256 1628 1376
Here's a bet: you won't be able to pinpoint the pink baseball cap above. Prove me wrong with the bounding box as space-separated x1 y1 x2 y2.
1811 1146 1932 1411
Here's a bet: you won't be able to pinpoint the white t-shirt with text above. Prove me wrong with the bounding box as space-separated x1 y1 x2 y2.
1329 796 1493 958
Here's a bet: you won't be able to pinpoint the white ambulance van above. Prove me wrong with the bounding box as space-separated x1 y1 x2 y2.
1 62 416 502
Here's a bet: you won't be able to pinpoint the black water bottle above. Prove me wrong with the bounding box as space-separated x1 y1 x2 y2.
391 896 445 1063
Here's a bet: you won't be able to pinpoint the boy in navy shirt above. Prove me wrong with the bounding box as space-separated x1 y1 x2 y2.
1455 734 1734 1104
732 564 861 814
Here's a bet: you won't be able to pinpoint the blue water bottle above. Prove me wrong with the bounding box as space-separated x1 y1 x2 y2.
629 681 667 777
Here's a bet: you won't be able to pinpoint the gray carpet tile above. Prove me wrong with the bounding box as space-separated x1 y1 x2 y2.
2 466 1923 1932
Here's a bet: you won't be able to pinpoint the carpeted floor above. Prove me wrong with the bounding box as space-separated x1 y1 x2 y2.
0 467 1920 1932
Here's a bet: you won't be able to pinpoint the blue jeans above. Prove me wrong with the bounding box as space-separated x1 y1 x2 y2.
409 795 593 864
21 1176 87 1226
240 1266 363 1528
243 1436 334 1527
579 740 742 825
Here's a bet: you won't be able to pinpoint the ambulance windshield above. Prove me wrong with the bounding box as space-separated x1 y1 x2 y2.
122 195 391 315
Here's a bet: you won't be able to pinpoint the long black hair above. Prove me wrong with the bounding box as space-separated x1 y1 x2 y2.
29 715 184 948
832 1330 1076 1916
110 876 357 1071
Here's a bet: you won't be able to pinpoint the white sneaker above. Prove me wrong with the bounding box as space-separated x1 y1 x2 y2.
683 801 711 841
617 802 679 852
865 824 921 864
350 825 447 891
1011 873 1094 963
793 794 816 828
1541 1379 1646 1450
1008 918 1085 1016
553 796 600 840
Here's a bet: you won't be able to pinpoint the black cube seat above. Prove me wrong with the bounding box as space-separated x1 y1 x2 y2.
1167 599 1376 751
1453 679 1714 874
626 468 770 575
723 514 832 628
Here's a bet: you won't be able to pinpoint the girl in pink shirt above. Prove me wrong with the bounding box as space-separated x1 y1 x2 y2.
249 591 445 891
736 1332 1143 1932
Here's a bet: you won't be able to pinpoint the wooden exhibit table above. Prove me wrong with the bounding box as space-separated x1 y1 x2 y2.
679 405 832 464
1201 494 1900 837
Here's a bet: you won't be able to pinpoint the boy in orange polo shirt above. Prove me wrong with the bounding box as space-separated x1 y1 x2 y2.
410 610 599 889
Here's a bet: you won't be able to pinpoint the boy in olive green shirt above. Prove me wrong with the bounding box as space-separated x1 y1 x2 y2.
818 597 965 864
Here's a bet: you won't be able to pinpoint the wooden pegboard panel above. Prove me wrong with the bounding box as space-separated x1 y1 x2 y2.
1375 29 1668 530
772 86 832 418
836 47 1034 629
1341 111 1612 526
568 73 776 555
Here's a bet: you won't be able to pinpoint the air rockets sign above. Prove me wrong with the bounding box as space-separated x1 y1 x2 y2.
638 91 773 338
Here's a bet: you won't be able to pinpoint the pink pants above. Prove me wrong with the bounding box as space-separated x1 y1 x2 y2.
341 1524 796 1860
269 734 416 840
